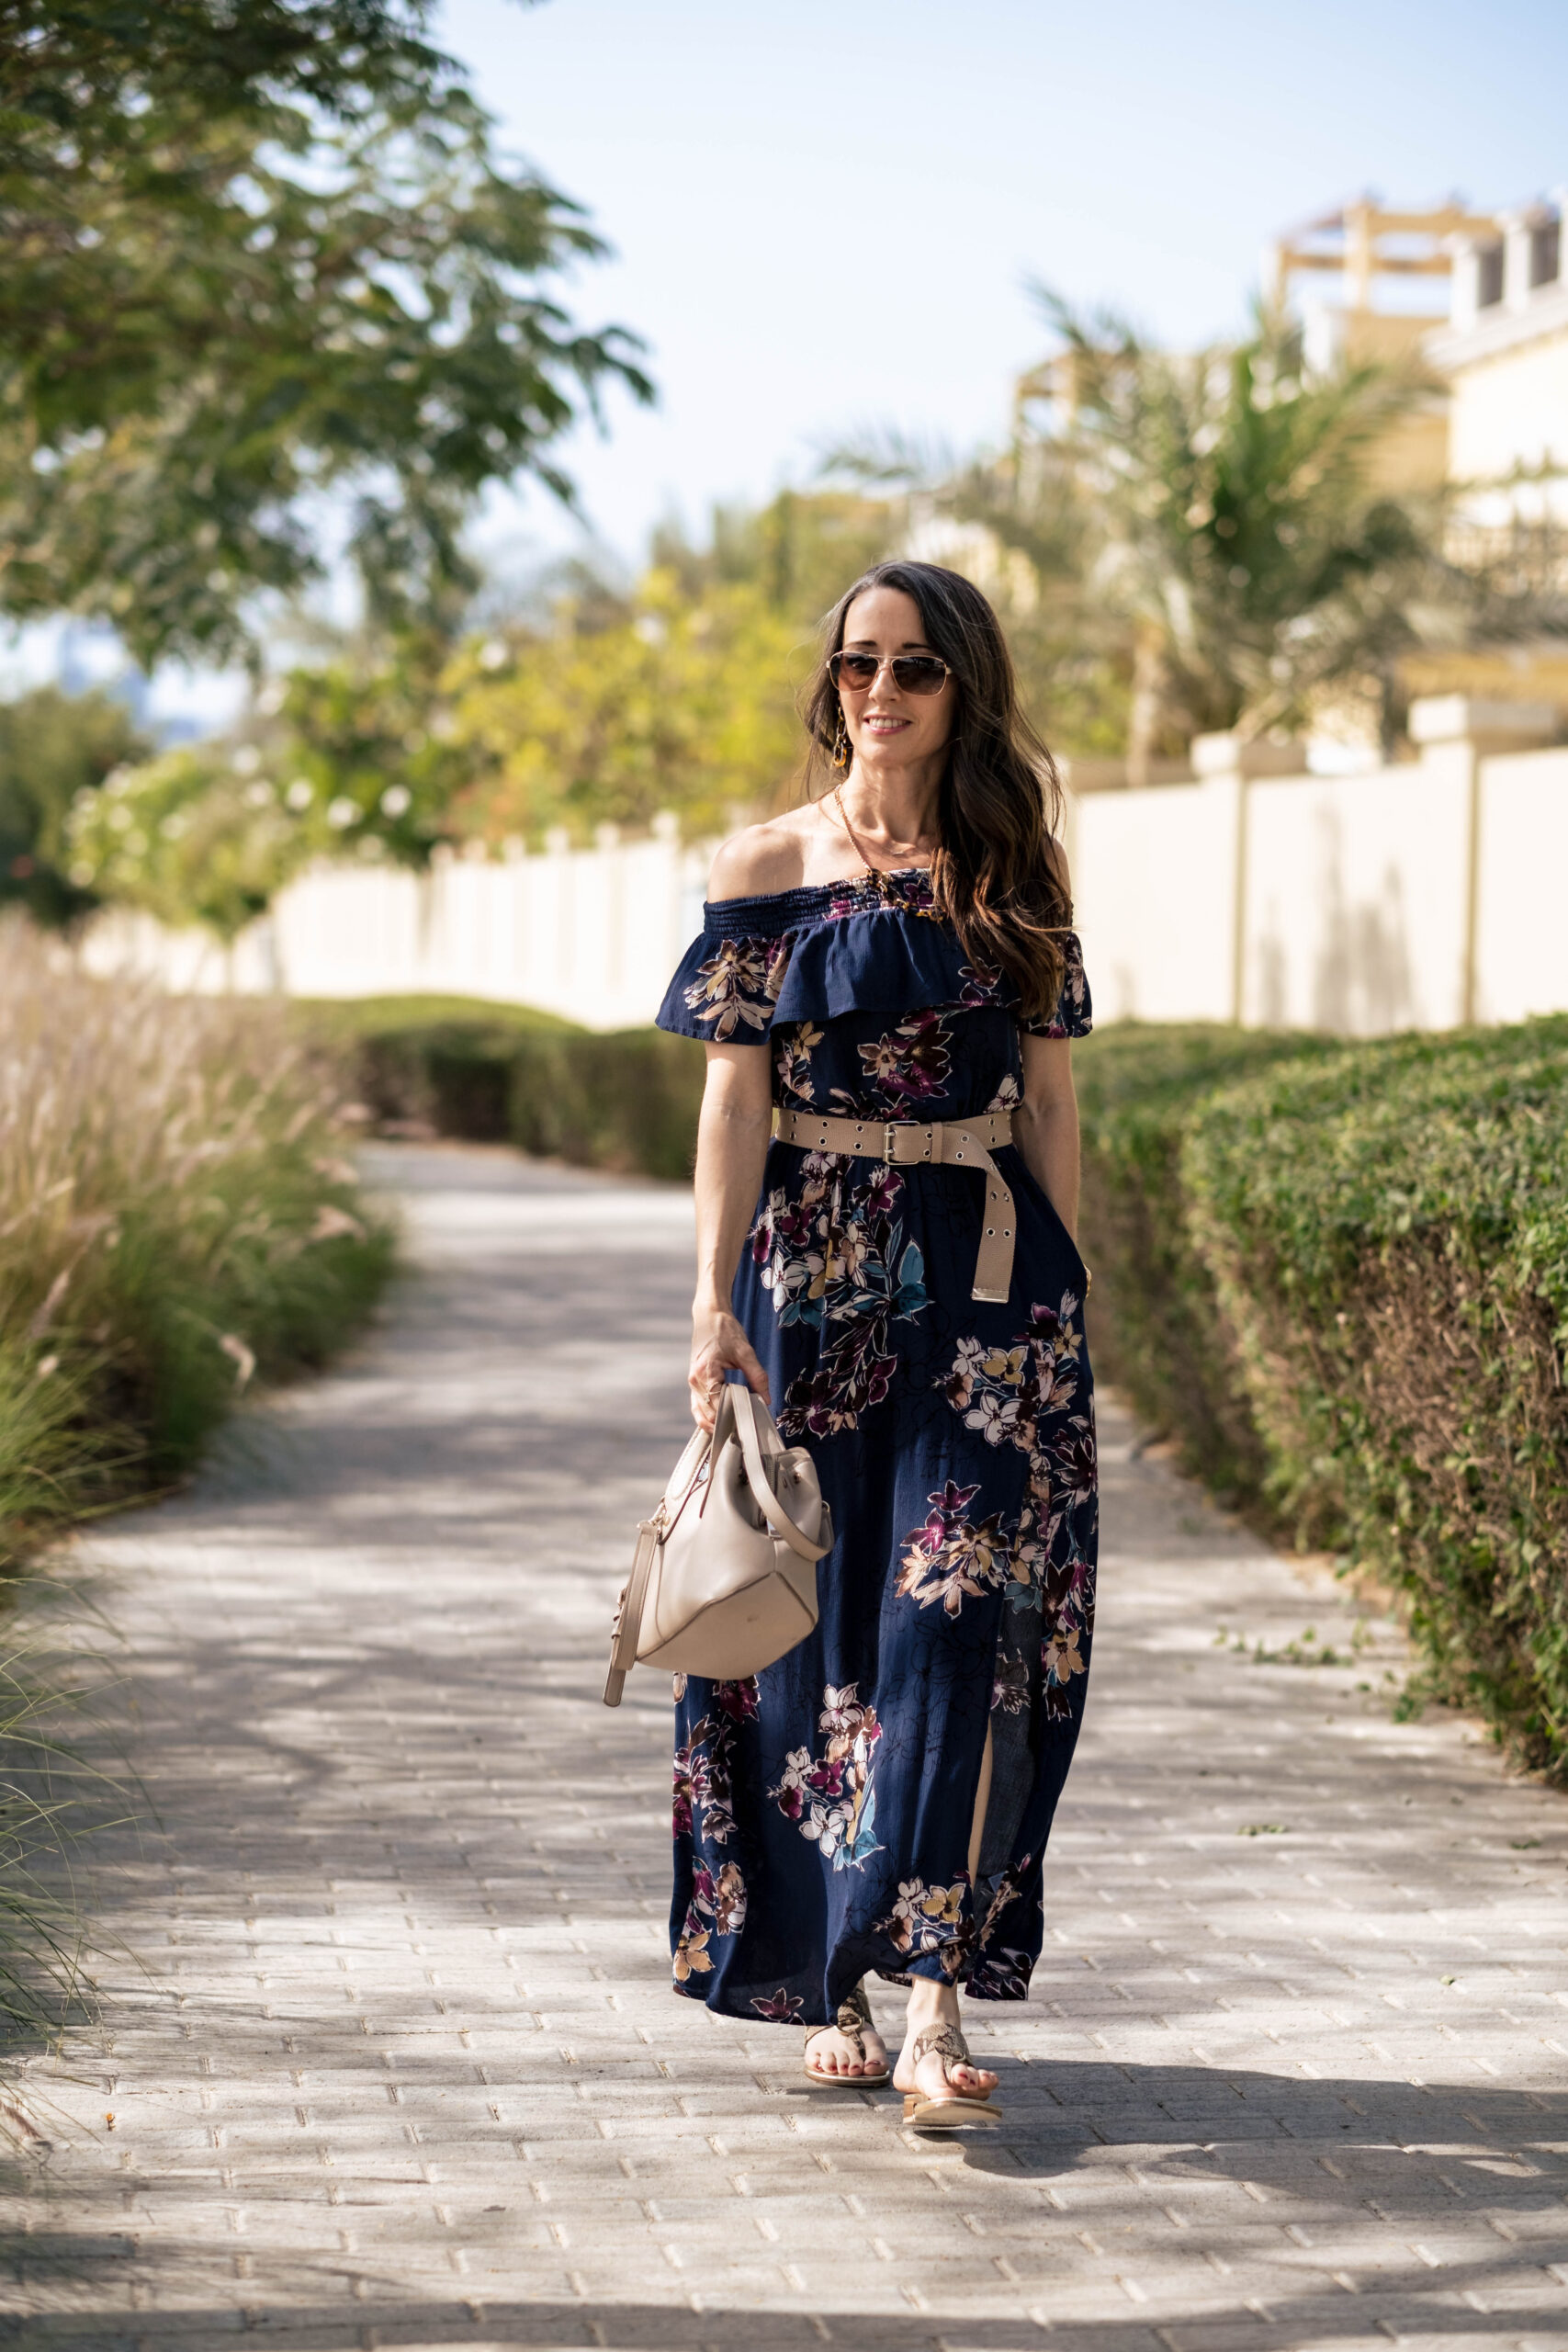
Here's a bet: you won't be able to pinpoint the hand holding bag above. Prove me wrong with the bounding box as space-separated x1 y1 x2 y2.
603 1384 832 1706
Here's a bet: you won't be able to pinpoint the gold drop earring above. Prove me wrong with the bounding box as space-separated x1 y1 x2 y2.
831 708 851 770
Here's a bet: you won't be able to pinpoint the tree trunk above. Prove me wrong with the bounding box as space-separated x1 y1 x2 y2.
1125 624 1169 787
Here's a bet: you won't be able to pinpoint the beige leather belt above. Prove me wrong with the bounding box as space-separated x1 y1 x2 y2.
774 1106 1017 1304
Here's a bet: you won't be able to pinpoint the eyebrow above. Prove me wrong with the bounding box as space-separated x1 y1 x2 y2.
843 638 935 650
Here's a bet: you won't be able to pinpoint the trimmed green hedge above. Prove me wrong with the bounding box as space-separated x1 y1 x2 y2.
301 998 706 1182
1077 1017 1568 1779
1074 1025 1341 1508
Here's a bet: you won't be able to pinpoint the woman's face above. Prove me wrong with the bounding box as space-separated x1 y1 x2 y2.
837 585 955 779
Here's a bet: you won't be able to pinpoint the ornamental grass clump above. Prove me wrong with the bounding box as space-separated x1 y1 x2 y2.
0 924 392 1546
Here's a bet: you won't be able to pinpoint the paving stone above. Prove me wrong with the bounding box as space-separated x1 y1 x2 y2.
8 1142 1568 2352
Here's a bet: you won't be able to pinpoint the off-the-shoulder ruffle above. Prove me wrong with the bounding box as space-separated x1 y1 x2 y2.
656 928 792 1044
655 880 1091 1044
774 904 1015 1023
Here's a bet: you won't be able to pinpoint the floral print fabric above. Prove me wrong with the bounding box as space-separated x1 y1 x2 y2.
655 868 1096 2024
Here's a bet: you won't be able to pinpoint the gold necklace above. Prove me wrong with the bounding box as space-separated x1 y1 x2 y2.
831 786 925 899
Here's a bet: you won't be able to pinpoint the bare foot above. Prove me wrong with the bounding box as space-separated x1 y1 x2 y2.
893 1995 998 2105
804 2017 889 2080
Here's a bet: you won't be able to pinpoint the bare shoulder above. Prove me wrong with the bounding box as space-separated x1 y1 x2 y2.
706 808 817 902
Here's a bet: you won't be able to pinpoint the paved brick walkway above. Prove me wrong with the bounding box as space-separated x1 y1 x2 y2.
9 1145 1568 2352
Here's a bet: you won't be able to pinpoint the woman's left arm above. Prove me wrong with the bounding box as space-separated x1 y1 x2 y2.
1013 1033 1080 1243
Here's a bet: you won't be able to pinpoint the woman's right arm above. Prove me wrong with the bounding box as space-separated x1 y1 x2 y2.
688 1040 773 1430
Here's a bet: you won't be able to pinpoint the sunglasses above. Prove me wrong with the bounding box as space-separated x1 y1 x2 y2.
829 649 952 697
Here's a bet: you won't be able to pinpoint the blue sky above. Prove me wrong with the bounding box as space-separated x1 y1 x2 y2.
448 0 1568 572
9 0 1558 720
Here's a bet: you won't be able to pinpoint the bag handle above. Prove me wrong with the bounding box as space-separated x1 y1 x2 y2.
661 1418 715 1534
604 1419 713 1706
729 1384 833 1565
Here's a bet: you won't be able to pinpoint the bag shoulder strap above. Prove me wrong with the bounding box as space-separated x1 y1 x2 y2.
604 1515 660 1707
730 1385 832 1565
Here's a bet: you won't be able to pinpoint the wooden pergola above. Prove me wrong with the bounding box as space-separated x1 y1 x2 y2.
1269 197 1502 311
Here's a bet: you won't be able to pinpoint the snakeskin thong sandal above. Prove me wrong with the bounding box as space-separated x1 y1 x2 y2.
803 1980 891 2088
900 2021 1000 2129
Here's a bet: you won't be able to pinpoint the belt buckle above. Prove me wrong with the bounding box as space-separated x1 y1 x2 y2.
883 1121 899 1165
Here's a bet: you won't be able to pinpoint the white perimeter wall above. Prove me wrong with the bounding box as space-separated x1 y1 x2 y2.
1068 774 1241 1024
1070 729 1568 1035
79 725 1568 1037
1473 746 1568 1024
1239 752 1472 1032
82 834 711 1032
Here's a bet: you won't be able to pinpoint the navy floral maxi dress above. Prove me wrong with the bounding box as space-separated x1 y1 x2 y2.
655 866 1096 2026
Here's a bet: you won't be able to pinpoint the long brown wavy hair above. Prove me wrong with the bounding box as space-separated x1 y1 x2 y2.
803 560 1072 1026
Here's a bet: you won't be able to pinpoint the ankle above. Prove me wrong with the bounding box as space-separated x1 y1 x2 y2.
904 1981 959 2038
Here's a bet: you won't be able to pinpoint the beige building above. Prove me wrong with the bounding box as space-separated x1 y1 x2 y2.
1274 197 1568 712
1275 194 1568 503
1273 199 1489 492
1429 199 1568 517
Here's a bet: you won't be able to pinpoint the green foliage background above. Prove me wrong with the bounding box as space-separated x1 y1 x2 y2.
0 685 147 925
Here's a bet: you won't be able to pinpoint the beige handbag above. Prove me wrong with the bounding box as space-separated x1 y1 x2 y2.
603 1384 832 1706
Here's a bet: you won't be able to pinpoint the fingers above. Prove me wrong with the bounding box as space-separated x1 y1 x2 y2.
688 1342 725 1430
735 1340 772 1406
689 1324 771 1419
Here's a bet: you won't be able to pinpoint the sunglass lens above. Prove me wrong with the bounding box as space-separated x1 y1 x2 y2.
891 657 948 695
832 652 880 688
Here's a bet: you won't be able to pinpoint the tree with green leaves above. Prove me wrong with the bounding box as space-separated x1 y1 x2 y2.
446 568 811 848
65 739 304 941
0 2 652 666
268 634 474 860
834 297 1461 764
62 487 909 934
1028 294 1438 763
0 684 147 922
444 490 903 846
650 488 906 637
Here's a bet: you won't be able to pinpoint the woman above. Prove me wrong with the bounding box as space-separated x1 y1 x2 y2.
655 560 1094 2127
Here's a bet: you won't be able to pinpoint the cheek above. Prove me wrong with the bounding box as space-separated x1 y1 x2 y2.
924 695 956 748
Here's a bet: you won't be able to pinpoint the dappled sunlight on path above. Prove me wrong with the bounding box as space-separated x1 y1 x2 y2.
8 1142 1568 2351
